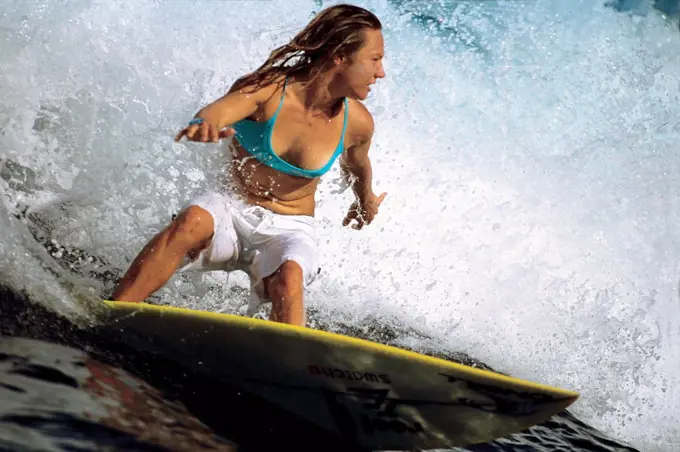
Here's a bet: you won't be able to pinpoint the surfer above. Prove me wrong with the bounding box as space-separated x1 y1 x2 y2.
111 4 386 327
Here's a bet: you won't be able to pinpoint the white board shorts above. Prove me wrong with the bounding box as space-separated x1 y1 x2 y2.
177 191 320 317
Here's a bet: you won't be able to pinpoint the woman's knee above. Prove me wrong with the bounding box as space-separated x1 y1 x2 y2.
167 205 215 249
266 261 304 301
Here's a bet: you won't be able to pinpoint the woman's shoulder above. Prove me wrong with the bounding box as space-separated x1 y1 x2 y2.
346 98 375 145
228 73 287 104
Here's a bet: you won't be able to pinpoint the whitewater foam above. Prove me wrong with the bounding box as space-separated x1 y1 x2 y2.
1 1 679 449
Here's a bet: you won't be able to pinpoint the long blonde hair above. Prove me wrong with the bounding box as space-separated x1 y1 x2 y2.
232 4 382 92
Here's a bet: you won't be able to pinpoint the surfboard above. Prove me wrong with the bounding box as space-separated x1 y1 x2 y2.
95 300 578 450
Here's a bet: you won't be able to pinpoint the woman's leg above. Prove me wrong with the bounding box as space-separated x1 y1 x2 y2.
111 205 215 302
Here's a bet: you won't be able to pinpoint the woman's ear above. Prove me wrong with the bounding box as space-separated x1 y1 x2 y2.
333 54 346 66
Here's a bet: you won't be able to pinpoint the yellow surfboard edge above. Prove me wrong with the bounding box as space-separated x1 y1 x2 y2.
100 300 579 401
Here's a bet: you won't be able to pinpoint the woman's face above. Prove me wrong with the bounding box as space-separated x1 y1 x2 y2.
338 29 386 100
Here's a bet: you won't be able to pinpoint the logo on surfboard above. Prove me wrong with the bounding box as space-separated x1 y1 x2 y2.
308 365 391 384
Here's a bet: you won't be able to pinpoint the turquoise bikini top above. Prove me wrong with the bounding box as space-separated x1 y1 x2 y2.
231 78 349 179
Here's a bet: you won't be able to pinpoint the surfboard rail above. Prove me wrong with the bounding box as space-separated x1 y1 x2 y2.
96 300 579 450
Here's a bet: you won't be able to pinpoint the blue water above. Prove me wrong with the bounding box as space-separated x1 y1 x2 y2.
1 0 679 450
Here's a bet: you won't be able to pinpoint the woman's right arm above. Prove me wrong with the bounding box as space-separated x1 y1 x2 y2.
174 80 276 143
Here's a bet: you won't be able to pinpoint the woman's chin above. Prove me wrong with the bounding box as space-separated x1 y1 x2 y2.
353 87 370 100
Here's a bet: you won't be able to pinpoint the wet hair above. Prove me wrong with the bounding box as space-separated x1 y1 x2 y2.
231 4 382 92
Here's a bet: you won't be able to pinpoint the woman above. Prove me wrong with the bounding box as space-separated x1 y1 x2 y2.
111 4 387 327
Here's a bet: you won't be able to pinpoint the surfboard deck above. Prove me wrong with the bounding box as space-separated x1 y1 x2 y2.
94 300 579 450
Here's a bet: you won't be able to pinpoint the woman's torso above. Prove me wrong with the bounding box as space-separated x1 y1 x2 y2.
228 78 350 217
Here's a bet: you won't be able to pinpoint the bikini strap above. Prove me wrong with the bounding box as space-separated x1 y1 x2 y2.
340 97 349 136
271 77 288 119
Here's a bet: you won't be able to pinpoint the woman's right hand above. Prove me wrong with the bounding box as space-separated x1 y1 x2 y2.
174 119 236 143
